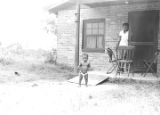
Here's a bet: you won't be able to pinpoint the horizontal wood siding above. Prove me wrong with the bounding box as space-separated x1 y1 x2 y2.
56 1 160 71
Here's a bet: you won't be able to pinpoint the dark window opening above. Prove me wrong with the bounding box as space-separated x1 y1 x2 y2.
82 19 105 52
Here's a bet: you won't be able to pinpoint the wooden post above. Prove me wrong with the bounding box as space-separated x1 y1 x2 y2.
74 3 80 73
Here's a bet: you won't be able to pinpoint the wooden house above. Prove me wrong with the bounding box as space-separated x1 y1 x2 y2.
49 0 160 75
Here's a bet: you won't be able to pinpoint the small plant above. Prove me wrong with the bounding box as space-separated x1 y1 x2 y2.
0 57 14 65
45 49 57 64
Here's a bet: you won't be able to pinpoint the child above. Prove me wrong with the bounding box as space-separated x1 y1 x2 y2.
117 23 129 49
78 53 90 87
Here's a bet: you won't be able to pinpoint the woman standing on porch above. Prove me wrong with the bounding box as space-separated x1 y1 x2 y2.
116 23 129 49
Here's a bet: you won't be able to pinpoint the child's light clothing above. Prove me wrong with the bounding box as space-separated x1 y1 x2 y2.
119 30 129 46
79 71 88 76
79 61 90 74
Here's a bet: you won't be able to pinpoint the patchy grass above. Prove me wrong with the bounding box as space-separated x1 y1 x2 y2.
0 62 76 83
26 63 76 81
106 77 157 85
0 45 76 83
0 57 14 65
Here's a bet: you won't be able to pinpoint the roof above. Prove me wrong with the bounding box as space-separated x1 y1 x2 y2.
49 0 160 14
49 0 74 14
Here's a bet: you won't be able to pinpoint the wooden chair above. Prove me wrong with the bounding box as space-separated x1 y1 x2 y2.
143 49 160 77
106 48 118 74
116 46 135 76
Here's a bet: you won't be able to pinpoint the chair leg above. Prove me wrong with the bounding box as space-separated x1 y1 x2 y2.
119 62 123 74
107 65 116 74
143 61 156 77
143 65 152 77
115 64 120 76
143 71 147 77
132 63 135 77
124 63 127 73
144 62 155 73
128 63 131 77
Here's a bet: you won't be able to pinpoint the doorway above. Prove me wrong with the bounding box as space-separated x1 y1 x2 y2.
128 10 159 72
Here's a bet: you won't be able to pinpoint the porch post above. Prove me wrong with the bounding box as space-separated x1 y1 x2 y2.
74 3 80 73
157 12 160 76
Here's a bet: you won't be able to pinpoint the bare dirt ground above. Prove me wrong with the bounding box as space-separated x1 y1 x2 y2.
0 62 160 115
0 47 160 115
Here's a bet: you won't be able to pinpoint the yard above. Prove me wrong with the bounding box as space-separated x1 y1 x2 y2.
0 47 159 115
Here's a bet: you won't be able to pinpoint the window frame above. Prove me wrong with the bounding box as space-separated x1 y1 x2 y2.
82 18 105 53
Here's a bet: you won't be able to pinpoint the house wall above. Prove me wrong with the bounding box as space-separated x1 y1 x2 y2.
56 1 160 73
56 10 76 66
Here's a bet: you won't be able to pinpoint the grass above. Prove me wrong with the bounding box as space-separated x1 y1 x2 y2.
0 45 76 83
26 63 76 80
106 77 158 85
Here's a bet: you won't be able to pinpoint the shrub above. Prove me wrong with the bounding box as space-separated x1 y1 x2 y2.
45 49 57 64
0 57 14 65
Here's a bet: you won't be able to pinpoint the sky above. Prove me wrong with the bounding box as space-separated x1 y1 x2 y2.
0 0 66 50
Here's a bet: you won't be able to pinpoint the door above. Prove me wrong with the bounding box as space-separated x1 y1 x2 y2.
128 10 159 72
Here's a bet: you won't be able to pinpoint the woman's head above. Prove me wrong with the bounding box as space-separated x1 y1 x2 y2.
122 23 129 32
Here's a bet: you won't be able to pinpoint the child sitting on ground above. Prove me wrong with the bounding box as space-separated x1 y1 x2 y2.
78 53 90 87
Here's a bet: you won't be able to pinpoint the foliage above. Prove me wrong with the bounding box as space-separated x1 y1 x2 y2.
45 49 57 64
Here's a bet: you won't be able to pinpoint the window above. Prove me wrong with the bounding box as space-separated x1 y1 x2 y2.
82 19 105 52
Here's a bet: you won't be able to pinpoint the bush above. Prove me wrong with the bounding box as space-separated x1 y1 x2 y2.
45 49 57 64
0 57 14 65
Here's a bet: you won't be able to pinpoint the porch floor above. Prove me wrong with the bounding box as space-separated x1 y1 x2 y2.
68 71 160 86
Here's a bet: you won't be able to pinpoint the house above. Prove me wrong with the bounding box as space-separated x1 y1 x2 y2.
49 0 160 75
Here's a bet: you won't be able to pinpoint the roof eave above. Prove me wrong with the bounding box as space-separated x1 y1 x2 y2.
49 1 76 14
49 0 116 14
49 0 160 14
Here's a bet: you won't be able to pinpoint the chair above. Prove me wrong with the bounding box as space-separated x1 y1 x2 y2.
143 49 160 77
116 46 135 76
106 48 118 74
